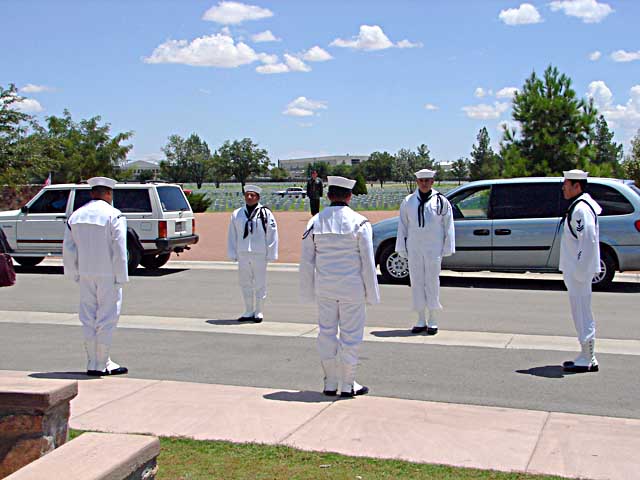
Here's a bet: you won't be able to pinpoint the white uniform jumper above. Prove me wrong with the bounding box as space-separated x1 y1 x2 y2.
300 205 380 395
227 203 278 320
559 192 602 370
395 189 455 327
63 199 128 373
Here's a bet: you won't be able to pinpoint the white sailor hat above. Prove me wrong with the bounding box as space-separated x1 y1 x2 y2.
244 184 262 195
563 169 589 180
415 169 436 179
327 176 356 190
87 177 117 189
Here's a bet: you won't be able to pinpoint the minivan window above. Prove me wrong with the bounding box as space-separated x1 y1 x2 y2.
157 186 190 212
114 189 152 213
491 183 562 219
28 190 70 214
449 187 490 220
587 184 634 216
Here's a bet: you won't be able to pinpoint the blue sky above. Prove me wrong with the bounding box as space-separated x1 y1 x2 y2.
2 0 639 166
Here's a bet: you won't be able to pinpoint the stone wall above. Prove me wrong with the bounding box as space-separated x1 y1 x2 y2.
0 186 42 212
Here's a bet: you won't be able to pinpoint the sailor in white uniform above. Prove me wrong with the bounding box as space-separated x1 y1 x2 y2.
63 177 129 376
300 176 380 397
395 169 455 335
560 170 602 373
227 185 278 323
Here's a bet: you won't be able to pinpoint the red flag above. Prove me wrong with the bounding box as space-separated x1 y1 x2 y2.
43 173 52 186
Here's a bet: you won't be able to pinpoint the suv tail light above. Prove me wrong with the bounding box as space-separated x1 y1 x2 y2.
635 220 640 232
192 218 196 234
158 221 167 238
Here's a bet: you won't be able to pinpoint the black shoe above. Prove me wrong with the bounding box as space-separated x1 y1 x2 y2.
86 370 103 377
323 389 337 396
340 385 369 398
426 327 438 336
253 316 263 323
563 364 599 373
237 315 255 322
104 366 129 376
411 326 427 334
562 360 575 368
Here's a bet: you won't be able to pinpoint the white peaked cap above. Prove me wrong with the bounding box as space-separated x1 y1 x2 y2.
244 184 262 194
415 169 436 179
563 169 589 180
87 177 117 189
327 176 356 189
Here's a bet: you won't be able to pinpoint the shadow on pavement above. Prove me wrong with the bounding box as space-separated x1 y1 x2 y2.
206 319 245 326
29 371 101 381
378 274 640 293
370 329 415 338
263 390 336 403
516 365 576 379
14 266 187 277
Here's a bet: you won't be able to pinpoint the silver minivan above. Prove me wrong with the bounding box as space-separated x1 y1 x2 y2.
373 177 640 289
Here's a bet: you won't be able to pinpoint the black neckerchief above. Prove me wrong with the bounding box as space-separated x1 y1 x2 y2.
330 201 349 207
243 203 260 239
417 190 433 228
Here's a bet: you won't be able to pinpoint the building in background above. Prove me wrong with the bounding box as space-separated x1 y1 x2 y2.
124 160 161 180
278 155 370 179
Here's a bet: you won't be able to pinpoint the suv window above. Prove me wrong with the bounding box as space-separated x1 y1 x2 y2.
157 186 190 212
73 189 92 211
450 187 491 220
587 184 635 216
114 189 152 213
491 183 562 219
29 190 70 214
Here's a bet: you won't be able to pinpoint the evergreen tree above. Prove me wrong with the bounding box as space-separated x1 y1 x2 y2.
450 157 469 185
622 129 640 185
469 127 500 180
586 115 623 177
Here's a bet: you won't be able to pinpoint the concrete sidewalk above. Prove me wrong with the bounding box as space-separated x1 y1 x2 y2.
3 370 639 479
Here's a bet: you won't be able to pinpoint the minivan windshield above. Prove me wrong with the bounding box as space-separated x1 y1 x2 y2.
157 186 191 212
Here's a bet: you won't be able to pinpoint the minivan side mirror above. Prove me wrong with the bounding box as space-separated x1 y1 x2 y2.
20 206 29 214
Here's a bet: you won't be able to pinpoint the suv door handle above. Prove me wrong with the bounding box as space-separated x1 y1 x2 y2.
495 229 511 235
473 229 490 236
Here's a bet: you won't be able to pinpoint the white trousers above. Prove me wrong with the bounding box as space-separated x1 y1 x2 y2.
238 254 268 300
317 298 366 366
78 276 122 345
563 273 596 343
408 250 442 312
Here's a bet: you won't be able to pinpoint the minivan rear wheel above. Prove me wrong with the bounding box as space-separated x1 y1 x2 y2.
592 249 615 290
379 242 410 284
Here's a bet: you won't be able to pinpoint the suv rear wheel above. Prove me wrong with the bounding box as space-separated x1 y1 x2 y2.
379 242 410 284
13 256 45 267
127 242 142 273
140 253 171 270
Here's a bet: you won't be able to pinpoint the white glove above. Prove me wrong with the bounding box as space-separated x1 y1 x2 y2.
396 250 408 259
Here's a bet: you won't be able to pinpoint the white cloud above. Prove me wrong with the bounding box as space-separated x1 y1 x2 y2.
13 98 44 113
20 84 53 93
586 80 613 109
330 25 419 51
284 54 311 72
302 46 333 62
498 3 542 25
256 63 289 74
496 87 518 99
251 30 280 43
144 33 260 68
586 81 640 143
462 102 510 120
257 53 278 64
549 0 613 23
298 122 313 128
202 1 273 25
474 87 488 98
610 50 640 63
589 50 602 61
199 88 212 95
283 96 327 117
424 103 439 111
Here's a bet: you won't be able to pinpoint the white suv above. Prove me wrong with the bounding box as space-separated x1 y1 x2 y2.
0 182 199 271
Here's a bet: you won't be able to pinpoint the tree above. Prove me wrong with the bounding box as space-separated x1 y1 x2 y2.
330 163 352 177
622 129 640 185
269 167 289 181
352 173 368 195
305 161 330 179
137 169 155 182
470 127 500 180
0 84 52 186
365 151 395 187
450 158 469 185
394 146 435 193
502 65 597 176
586 115 623 177
218 138 270 190
416 143 435 168
45 110 133 183
160 133 212 188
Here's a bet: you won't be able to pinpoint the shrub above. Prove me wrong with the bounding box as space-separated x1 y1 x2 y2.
186 192 213 212
352 174 368 195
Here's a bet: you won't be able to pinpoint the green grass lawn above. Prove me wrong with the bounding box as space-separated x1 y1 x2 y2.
69 431 566 480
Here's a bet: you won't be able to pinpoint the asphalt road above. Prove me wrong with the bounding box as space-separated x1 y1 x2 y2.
1 266 640 419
